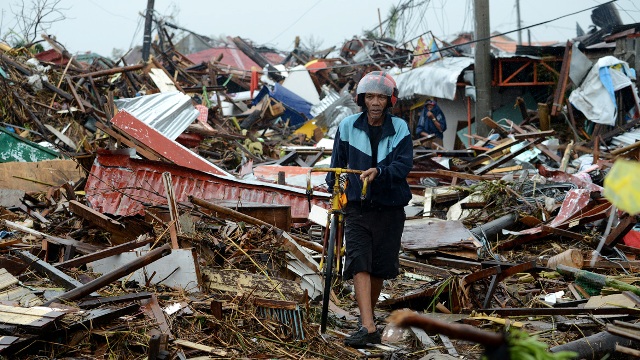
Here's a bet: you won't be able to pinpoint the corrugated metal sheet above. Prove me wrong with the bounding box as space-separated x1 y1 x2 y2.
85 151 330 219
113 92 198 141
109 110 230 177
391 57 474 100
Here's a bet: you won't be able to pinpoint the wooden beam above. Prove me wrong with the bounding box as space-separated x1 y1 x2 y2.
68 200 125 234
604 215 637 246
55 234 154 270
95 122 163 161
475 137 544 174
551 41 573 116
78 292 153 309
15 250 84 290
481 117 509 137
4 220 102 255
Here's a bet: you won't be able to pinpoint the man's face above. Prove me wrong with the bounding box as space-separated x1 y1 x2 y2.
426 104 434 111
364 93 388 122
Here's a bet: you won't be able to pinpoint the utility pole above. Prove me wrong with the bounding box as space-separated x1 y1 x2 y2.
378 8 384 38
474 0 491 137
516 0 522 45
142 0 155 62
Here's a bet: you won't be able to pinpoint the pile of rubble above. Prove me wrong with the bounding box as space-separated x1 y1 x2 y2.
0 29 640 360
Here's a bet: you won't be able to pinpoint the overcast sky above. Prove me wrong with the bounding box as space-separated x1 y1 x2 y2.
0 0 638 57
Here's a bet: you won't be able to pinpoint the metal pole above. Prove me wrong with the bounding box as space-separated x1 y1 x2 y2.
474 0 491 137
142 0 155 62
516 0 522 45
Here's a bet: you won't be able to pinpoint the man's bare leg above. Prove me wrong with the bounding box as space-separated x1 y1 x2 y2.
353 272 376 333
370 276 383 318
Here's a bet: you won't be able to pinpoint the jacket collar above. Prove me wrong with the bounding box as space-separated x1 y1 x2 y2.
354 111 397 138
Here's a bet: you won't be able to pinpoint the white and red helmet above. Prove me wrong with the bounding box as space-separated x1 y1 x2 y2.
356 71 399 108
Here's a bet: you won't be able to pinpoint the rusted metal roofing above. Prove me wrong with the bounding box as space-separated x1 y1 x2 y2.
85 151 330 219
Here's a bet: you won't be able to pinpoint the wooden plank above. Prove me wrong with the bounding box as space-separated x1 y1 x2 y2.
0 287 42 307
488 165 522 174
78 292 152 309
55 234 154 270
95 122 162 161
202 268 303 300
0 269 18 291
474 137 544 175
15 250 85 291
604 215 637 246
439 334 459 357
254 297 298 311
4 220 102 255
410 326 440 353
66 304 139 331
512 130 555 139
465 139 520 169
141 294 172 338
68 200 125 235
0 304 64 329
428 257 482 271
506 120 561 163
551 41 572 116
481 117 509 137
174 339 228 357
0 159 84 193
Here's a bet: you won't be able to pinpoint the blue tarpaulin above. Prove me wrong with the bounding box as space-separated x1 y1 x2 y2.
252 83 312 127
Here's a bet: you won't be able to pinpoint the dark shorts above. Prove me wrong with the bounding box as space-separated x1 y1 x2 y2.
342 204 405 280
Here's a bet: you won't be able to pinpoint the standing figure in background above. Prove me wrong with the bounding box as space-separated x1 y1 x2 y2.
416 99 447 149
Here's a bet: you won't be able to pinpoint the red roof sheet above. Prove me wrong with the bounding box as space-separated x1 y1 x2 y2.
186 47 283 71
35 49 68 65
187 47 259 71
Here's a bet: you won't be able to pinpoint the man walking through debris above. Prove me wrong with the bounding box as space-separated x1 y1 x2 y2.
416 98 447 149
327 71 412 348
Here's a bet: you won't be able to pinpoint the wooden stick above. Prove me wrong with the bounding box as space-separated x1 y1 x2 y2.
387 309 504 347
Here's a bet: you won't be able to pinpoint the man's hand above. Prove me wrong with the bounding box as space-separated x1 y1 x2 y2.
360 168 378 183
427 111 434 119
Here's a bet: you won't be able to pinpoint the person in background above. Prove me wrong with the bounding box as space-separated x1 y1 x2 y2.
327 71 412 348
415 99 447 149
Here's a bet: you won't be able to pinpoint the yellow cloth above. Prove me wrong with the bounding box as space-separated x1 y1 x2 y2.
604 159 640 215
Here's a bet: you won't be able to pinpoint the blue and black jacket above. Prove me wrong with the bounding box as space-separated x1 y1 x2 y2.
326 111 413 208
416 104 447 139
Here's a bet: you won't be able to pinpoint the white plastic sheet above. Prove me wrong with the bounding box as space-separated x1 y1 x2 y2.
568 56 639 126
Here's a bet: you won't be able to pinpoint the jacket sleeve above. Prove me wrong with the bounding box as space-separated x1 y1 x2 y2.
437 109 447 133
376 129 413 186
326 126 347 191
415 107 426 136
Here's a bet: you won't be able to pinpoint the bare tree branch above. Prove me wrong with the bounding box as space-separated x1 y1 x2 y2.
6 0 68 46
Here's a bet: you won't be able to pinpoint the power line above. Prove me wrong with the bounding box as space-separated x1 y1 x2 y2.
403 0 617 56
265 0 323 45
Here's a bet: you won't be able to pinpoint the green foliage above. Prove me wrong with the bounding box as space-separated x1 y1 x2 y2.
499 329 577 360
